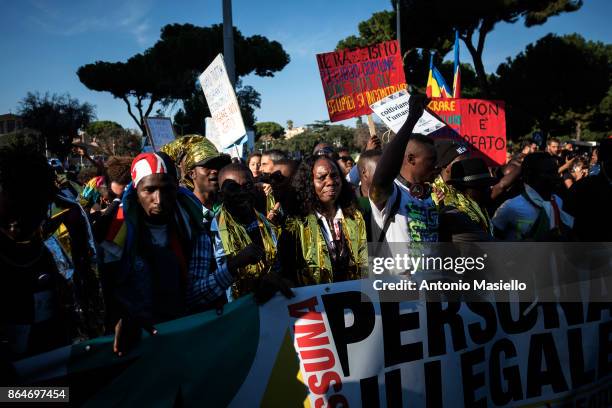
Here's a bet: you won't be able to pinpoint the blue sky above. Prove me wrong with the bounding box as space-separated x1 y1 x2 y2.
0 0 610 131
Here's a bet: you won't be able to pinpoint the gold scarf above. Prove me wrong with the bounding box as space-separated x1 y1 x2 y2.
160 135 223 190
285 210 367 286
432 176 491 231
217 206 278 299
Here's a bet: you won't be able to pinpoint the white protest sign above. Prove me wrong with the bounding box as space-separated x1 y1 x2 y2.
370 89 445 134
199 54 246 149
204 117 224 152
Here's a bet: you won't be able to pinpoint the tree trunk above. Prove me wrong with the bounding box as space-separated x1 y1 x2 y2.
471 54 490 98
576 121 581 141
122 96 146 135
460 21 493 98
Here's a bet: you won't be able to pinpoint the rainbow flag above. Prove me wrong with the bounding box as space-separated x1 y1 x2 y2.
426 54 451 98
453 31 461 98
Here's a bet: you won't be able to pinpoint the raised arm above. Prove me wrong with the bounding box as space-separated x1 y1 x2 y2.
369 95 428 210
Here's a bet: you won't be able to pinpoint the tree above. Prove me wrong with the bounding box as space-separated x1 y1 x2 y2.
173 79 261 135
85 121 142 156
254 123 360 155
337 11 397 50
493 33 611 139
18 92 96 159
303 124 356 151
85 120 122 137
78 23 289 134
305 120 331 134
0 129 45 153
336 9 477 96
339 0 582 95
255 121 284 140
398 0 582 95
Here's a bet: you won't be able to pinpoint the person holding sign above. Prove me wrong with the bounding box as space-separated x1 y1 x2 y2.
369 95 439 243
279 155 367 286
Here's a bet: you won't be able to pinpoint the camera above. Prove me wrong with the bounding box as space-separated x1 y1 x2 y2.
255 171 285 184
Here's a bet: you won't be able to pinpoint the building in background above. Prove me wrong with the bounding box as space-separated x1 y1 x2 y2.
284 126 305 139
0 114 23 134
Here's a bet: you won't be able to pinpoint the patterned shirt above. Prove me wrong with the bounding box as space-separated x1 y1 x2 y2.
185 217 233 309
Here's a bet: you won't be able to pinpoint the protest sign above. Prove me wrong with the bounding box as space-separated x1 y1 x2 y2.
370 89 446 135
428 98 507 166
204 116 224 152
144 117 175 151
317 40 407 122
16 281 611 407
199 54 246 149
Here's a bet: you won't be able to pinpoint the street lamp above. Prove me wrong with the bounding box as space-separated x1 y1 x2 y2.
223 0 236 88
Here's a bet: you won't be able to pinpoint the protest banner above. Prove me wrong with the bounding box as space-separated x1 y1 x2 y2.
15 281 611 407
428 98 507 166
144 117 176 151
199 54 247 149
317 40 407 122
370 89 446 135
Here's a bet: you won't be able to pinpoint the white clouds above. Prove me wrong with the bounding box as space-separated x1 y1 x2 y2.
26 0 154 47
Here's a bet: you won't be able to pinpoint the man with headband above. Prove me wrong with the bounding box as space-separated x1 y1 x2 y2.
160 135 231 215
110 152 263 356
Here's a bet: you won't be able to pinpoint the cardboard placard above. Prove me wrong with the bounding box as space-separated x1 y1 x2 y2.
199 54 247 149
144 117 176 151
317 40 407 122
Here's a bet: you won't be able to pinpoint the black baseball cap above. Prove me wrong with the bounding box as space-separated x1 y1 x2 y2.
435 140 469 169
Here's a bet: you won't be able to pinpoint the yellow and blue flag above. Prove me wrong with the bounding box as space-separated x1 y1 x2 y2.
426 54 451 98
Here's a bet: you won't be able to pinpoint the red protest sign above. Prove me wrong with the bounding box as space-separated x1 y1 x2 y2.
428 99 507 166
317 40 407 122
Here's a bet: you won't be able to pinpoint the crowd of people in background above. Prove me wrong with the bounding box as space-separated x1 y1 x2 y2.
2 95 611 381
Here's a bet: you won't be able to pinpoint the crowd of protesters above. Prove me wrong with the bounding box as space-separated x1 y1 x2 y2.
1 95 611 381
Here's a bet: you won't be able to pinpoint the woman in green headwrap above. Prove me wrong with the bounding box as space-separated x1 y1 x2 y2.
279 155 367 286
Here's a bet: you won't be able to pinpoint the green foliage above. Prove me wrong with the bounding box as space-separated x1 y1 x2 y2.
236 84 262 129
340 0 582 95
0 129 45 153
255 121 284 140
493 33 611 139
173 79 261 135
173 92 207 136
406 0 582 95
78 23 289 133
337 11 396 50
85 120 122 136
254 124 360 155
84 121 141 157
17 92 95 159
